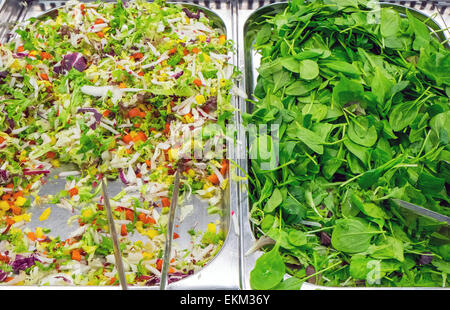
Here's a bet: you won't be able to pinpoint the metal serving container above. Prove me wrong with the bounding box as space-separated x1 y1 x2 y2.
238 1 450 290
0 0 448 290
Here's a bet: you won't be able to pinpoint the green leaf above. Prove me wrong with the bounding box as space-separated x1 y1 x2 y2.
273 69 292 93
287 230 307 247
264 188 283 213
321 60 359 76
261 214 276 233
255 23 273 45
285 78 322 96
369 236 405 262
389 101 419 132
272 277 303 290
416 48 450 86
406 9 432 50
322 158 343 179
348 117 378 147
299 59 319 80
331 218 378 254
371 66 394 105
380 8 401 38
250 246 286 290
281 56 301 73
302 103 328 122
280 196 307 222
351 195 389 219
416 172 445 194
430 111 450 142
288 122 325 154
432 259 450 274
332 77 365 108
349 255 376 280
343 139 369 166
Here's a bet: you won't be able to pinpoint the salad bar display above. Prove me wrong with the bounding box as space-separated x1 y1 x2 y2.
0 0 448 289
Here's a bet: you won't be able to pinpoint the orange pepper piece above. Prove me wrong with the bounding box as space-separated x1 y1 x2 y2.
208 174 219 185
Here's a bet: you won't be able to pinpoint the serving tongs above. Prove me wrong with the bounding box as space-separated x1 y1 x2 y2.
159 163 183 290
392 199 450 225
101 178 128 290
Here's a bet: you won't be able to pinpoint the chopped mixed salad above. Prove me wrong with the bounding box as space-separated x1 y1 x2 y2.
0 0 237 286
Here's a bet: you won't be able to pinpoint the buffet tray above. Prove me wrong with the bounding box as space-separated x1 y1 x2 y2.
237 1 450 290
0 0 449 290
0 0 242 290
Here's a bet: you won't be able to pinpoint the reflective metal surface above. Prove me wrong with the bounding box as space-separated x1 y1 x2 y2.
101 179 128 290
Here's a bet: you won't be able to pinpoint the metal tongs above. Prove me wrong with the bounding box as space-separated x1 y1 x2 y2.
101 179 128 290
392 199 450 225
159 163 183 290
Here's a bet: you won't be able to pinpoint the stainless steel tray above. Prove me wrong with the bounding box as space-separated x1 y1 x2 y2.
237 1 450 290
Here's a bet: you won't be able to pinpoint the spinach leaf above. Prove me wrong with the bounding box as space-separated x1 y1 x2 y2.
287 122 325 154
299 59 319 80
380 8 401 38
348 117 378 147
389 101 419 132
256 23 273 45
285 78 322 96
250 246 286 290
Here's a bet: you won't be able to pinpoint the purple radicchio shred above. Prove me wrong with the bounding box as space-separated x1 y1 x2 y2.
320 231 331 246
118 168 128 185
4 114 14 134
417 253 434 265
144 276 159 286
172 71 184 79
0 169 11 184
53 52 87 75
0 270 8 282
11 254 40 273
0 71 8 84
182 8 202 19
54 276 71 283
144 270 193 286
23 169 51 176
202 96 217 112
13 52 28 58
305 265 319 284
77 108 103 129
